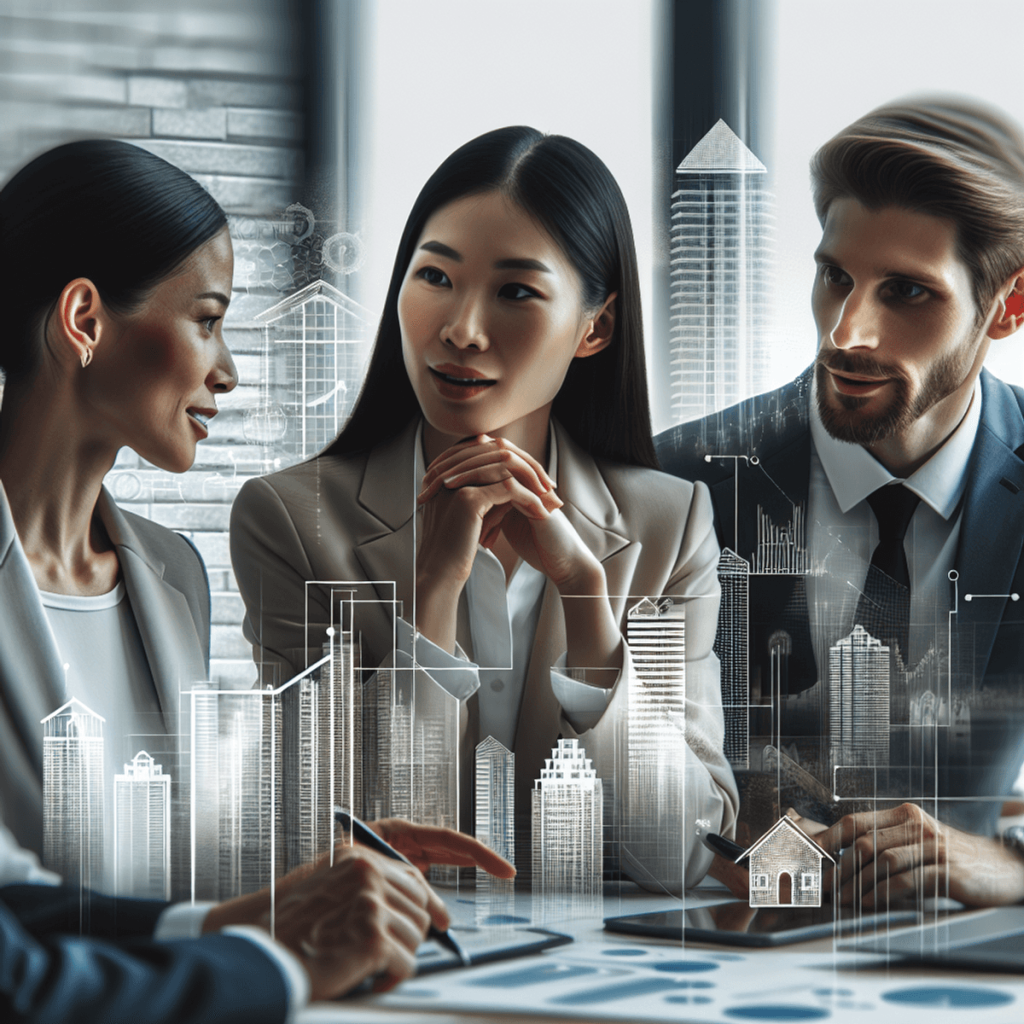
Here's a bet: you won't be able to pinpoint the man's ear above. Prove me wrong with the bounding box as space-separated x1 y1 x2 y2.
53 278 106 369
574 292 617 359
988 271 1024 340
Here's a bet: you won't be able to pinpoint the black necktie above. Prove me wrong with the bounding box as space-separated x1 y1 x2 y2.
853 483 921 663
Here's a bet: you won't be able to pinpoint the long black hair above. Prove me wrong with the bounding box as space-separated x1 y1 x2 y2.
326 126 658 469
0 139 228 382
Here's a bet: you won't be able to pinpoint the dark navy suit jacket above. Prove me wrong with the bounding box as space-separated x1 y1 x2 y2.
0 885 289 1024
655 368 1024 834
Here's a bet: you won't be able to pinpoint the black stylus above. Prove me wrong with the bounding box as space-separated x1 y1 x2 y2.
334 808 472 967
701 831 750 866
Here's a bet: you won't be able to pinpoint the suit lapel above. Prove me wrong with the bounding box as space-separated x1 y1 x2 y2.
512 424 639 773
351 421 420 636
954 373 1024 679
98 491 206 731
0 484 67 770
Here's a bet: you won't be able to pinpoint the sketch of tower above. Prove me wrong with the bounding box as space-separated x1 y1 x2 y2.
716 549 751 767
829 625 890 769
624 598 686 885
363 668 458 838
531 739 603 913
253 280 373 461
280 633 362 872
113 751 171 900
190 682 285 901
669 119 774 424
475 736 515 916
41 698 105 890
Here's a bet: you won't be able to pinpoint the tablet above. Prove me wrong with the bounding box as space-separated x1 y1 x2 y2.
414 926 573 973
604 903 919 947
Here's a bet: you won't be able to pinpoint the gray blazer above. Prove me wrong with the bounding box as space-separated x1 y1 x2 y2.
230 419 739 887
0 485 210 856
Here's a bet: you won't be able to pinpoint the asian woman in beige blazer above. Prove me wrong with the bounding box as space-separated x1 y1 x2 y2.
231 127 739 890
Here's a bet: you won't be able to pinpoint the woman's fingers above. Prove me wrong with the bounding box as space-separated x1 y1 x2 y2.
419 436 554 503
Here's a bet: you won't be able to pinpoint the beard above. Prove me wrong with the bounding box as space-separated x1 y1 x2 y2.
814 346 973 446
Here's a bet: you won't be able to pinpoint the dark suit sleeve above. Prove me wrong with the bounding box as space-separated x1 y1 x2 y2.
0 887 289 1024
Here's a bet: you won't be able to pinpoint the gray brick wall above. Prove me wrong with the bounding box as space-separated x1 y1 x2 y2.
0 0 306 688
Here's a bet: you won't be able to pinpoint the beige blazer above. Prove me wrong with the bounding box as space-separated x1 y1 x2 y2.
0 485 209 858
230 419 739 887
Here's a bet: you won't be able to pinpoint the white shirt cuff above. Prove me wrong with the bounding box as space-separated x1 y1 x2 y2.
154 901 217 940
396 616 481 700
550 652 618 733
222 925 311 1022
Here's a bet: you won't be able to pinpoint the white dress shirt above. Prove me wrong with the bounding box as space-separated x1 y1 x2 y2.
806 377 982 674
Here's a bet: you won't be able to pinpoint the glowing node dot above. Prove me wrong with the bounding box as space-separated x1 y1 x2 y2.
1012 594 1020 602
704 455 712 462
326 626 336 636
948 570 959 581
750 455 760 465
965 595 973 602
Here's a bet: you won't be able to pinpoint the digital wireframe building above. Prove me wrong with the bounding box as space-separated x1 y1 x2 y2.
41 698 105 891
716 549 751 768
113 751 171 900
251 279 373 461
624 598 686 886
531 739 603 911
668 119 774 425
475 736 515 913
363 667 459 837
280 635 362 872
189 681 285 901
829 625 891 769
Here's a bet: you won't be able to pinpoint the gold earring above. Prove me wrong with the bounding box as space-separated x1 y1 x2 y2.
81 350 92 368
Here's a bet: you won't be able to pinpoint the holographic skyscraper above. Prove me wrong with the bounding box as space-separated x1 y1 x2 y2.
531 738 603 912
113 751 171 900
475 735 515 915
669 119 773 424
716 549 751 767
41 698 105 891
624 598 686 886
829 625 891 769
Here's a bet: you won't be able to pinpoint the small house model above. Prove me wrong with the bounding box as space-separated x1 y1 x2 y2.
740 815 834 908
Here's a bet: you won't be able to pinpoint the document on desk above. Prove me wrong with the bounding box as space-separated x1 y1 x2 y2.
343 930 1024 1023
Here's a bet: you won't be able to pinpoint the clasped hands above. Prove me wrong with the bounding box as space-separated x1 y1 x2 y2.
203 818 515 1001
711 803 1024 909
415 433 602 595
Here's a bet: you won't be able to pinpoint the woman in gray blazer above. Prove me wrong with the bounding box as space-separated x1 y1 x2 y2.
231 128 739 891
0 140 236 865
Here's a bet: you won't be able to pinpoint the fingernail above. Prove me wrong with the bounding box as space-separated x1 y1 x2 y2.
444 475 460 486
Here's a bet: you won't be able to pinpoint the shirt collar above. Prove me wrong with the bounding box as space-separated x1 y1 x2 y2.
809 375 982 520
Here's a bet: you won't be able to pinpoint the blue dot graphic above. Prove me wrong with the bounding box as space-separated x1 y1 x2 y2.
724 1007 830 1021
882 986 1015 1009
602 948 648 956
652 960 720 973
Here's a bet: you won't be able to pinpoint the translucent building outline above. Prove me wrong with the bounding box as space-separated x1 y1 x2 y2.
113 751 171 900
669 119 774 424
41 698 105 892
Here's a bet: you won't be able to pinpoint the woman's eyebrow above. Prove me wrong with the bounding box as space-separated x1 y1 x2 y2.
420 240 461 261
196 290 231 306
418 241 551 274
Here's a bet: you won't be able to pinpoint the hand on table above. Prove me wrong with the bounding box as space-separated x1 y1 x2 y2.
365 818 516 879
204 843 449 999
815 802 1024 908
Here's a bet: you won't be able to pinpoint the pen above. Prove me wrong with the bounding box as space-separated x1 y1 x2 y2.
334 807 472 968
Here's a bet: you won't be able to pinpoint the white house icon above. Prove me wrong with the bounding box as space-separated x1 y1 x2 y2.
739 816 834 908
